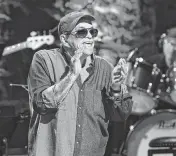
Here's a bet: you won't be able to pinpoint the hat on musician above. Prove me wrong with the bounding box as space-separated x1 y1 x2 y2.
58 11 95 35
166 27 176 38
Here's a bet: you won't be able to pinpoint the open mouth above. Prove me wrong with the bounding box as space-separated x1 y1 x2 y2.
84 41 93 46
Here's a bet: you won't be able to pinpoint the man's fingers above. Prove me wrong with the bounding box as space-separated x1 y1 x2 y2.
112 75 123 82
118 58 126 66
112 65 121 74
118 58 128 74
113 75 121 79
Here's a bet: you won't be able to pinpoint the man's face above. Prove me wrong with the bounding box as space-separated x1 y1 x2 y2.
163 37 176 66
66 22 96 56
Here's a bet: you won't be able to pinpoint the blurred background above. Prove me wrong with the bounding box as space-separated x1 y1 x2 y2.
0 0 176 155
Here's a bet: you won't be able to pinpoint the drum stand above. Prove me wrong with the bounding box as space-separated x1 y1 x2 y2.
0 137 8 156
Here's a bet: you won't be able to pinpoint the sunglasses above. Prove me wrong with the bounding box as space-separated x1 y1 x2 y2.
71 28 98 38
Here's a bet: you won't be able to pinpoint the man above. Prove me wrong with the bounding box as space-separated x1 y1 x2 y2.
150 27 176 108
28 11 133 156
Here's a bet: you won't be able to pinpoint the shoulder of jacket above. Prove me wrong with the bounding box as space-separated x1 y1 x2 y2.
34 48 62 59
35 48 59 56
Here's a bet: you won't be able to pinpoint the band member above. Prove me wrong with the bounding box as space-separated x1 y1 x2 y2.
154 27 176 106
27 11 133 156
127 26 176 112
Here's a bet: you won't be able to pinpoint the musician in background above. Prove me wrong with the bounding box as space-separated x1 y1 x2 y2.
150 27 176 108
127 26 176 111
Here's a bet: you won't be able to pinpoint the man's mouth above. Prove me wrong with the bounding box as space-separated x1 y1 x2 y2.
84 41 93 46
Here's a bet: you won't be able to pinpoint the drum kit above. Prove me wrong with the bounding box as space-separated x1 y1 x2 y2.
121 54 176 156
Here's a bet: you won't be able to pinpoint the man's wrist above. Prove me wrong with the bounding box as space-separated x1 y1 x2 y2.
110 86 121 93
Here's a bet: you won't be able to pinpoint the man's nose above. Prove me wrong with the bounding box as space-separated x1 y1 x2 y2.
86 30 92 38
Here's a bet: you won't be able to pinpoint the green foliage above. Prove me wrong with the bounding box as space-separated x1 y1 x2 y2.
0 0 30 17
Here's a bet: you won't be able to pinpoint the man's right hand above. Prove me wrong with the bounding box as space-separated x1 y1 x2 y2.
70 46 83 76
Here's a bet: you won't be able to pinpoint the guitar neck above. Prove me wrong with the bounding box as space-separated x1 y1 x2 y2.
2 42 27 56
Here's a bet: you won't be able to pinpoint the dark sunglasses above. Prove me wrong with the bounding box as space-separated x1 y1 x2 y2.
71 28 98 38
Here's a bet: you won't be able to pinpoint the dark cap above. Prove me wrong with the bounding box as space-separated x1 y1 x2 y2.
58 11 95 35
167 27 176 38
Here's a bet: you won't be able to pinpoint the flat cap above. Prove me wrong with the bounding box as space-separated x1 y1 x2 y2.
167 27 176 38
58 11 95 35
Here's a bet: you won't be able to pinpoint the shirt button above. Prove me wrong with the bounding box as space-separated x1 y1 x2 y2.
78 124 81 128
76 141 79 144
80 89 83 92
79 106 82 109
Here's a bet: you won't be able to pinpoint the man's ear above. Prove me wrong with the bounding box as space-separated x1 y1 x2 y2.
60 34 70 48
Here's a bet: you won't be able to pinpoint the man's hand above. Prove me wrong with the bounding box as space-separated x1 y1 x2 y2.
70 45 84 76
111 58 128 91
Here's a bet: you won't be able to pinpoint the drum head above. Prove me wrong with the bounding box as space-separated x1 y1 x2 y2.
130 89 157 115
125 110 176 156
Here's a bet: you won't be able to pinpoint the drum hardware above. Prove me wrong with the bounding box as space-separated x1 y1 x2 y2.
152 64 160 75
9 83 28 92
147 83 152 94
130 77 135 87
133 58 140 68
137 57 144 63
150 109 157 115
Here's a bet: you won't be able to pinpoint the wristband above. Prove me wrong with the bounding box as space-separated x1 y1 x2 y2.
110 87 121 93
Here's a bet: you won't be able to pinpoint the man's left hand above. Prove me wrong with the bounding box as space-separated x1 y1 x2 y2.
111 58 128 91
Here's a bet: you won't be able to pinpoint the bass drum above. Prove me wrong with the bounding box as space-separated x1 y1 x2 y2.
122 110 176 156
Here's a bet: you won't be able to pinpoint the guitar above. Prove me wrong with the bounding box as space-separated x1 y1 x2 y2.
2 32 55 56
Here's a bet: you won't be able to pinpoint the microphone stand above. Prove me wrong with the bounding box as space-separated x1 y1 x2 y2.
9 83 28 92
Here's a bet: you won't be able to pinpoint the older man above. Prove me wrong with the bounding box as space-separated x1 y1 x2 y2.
28 11 132 156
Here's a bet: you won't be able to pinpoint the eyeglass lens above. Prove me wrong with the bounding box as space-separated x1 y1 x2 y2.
75 29 98 38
